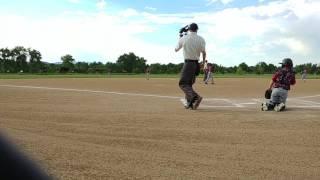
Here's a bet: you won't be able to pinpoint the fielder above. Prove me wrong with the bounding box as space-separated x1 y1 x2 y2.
262 58 296 112
205 63 214 84
301 69 307 82
203 60 208 82
145 66 151 80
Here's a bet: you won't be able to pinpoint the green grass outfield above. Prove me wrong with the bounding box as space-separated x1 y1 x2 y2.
0 73 319 79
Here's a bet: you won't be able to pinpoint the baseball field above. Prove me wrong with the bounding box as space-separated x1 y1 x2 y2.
1 77 320 179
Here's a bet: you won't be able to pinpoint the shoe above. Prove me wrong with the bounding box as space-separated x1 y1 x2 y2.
193 96 203 110
183 98 194 109
261 103 269 111
184 102 194 109
274 103 286 112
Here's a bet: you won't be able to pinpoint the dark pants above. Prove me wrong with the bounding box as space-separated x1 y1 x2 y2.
203 71 208 81
179 61 199 104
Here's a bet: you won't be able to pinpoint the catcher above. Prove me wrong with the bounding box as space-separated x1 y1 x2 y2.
261 58 296 112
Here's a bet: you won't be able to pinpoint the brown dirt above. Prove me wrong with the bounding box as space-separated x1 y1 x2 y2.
0 78 320 179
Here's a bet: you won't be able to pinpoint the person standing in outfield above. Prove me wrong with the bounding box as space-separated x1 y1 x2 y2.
203 60 208 82
205 63 214 84
301 68 307 82
145 66 151 80
262 58 296 112
175 23 206 110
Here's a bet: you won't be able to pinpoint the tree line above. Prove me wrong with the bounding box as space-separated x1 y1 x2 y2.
1 46 319 74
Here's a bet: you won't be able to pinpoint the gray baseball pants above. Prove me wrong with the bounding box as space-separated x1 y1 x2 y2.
269 87 288 105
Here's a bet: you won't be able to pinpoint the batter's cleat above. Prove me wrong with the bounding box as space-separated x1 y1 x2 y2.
193 96 203 110
274 103 286 112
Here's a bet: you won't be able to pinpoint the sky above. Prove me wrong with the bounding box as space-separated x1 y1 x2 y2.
0 0 320 66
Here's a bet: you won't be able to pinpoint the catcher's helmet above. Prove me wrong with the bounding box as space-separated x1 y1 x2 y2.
280 58 293 68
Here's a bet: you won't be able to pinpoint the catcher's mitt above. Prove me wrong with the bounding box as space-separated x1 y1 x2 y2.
265 89 272 99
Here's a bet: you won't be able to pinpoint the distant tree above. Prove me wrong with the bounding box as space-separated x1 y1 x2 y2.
0 48 5 73
267 63 277 73
133 57 147 73
117 52 146 73
28 49 42 73
311 64 318 74
225 66 237 73
165 63 182 74
74 62 89 73
44 63 60 73
212 64 226 74
255 61 268 74
88 62 105 73
61 54 75 73
105 62 120 73
236 66 245 75
1 48 15 72
150 63 169 74
295 63 318 75
16 54 28 73
11 46 28 72
238 62 249 73
149 63 160 74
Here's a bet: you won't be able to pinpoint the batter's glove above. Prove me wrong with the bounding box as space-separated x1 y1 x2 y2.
265 89 272 99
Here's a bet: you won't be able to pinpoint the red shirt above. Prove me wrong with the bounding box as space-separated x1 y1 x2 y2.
272 68 296 90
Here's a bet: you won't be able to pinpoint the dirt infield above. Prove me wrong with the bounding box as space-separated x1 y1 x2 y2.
1 77 320 179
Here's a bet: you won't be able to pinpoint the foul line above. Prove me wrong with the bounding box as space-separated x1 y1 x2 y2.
179 98 237 108
0 84 181 100
293 94 320 99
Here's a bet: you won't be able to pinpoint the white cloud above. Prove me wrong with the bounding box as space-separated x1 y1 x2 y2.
0 0 319 66
275 38 310 55
145 6 157 11
119 8 139 17
96 0 106 10
68 0 80 3
206 0 234 5
0 12 170 64
198 0 320 65
221 0 234 4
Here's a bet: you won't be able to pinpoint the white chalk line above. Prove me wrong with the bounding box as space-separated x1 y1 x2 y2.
179 98 237 108
289 99 320 105
239 102 257 105
1 84 320 109
293 94 320 99
0 84 181 99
